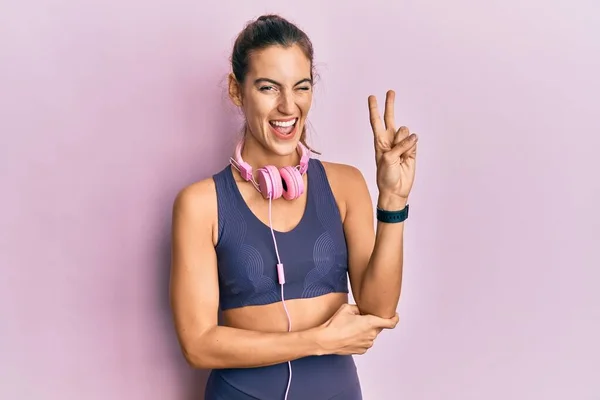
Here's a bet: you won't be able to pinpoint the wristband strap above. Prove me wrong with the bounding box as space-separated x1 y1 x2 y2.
376 204 409 223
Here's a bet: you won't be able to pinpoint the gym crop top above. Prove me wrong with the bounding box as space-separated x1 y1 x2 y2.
212 158 349 310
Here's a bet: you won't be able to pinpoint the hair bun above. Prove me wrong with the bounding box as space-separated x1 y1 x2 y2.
257 14 282 22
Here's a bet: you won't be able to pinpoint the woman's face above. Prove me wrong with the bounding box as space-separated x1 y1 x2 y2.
230 44 313 157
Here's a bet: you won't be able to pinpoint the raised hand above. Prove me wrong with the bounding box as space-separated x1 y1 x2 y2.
368 90 418 201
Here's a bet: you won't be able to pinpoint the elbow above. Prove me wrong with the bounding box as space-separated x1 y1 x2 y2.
179 329 219 370
359 305 398 320
377 309 398 320
181 342 223 370
358 287 402 319
182 347 213 370
357 296 399 320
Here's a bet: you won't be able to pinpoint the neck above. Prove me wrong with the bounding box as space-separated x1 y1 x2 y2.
240 131 302 170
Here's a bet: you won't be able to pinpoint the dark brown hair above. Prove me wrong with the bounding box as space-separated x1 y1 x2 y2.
231 14 319 154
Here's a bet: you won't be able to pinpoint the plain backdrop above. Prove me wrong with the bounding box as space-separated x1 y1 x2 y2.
1 0 599 399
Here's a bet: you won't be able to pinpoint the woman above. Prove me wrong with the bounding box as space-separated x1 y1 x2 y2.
169 14 418 400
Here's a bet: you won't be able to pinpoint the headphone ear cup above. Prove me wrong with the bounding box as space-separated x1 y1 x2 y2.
257 165 283 200
280 166 304 200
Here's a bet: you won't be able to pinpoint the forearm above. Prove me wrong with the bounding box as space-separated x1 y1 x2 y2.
185 325 325 369
358 194 407 319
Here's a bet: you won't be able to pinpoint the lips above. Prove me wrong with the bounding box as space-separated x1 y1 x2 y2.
269 118 298 138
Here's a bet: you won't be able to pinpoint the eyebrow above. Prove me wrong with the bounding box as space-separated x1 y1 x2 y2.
254 78 313 86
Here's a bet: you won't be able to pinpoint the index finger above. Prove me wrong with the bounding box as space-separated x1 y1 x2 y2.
368 95 385 136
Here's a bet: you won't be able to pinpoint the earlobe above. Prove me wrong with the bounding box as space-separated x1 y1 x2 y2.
228 73 243 107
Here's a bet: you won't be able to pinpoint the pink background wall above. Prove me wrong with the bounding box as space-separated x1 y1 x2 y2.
2 1 599 399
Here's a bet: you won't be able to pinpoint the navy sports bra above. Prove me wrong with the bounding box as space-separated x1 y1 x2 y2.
212 158 349 310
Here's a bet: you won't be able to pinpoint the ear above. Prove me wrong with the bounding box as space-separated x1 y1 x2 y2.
228 73 243 107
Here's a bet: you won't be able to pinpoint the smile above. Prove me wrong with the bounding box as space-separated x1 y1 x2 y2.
269 118 298 138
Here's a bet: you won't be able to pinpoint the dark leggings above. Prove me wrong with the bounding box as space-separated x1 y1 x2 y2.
204 354 362 400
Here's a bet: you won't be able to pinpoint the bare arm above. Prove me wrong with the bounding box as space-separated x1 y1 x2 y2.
342 166 406 319
187 326 325 369
358 193 406 319
169 180 327 369
344 90 418 319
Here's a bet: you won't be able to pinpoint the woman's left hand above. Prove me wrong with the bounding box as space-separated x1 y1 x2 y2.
368 90 418 202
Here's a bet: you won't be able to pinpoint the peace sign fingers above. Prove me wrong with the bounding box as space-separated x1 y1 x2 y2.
367 88 419 200
369 95 385 158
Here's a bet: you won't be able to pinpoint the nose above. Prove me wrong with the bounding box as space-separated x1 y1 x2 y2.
277 90 295 115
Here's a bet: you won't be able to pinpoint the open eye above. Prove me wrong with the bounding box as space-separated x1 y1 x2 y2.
259 85 276 92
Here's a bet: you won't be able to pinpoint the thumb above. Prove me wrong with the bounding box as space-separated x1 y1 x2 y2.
367 313 399 329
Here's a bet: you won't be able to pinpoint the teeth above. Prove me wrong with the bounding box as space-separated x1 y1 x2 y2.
271 119 297 127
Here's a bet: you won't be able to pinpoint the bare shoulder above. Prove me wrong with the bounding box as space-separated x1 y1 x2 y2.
173 177 216 215
172 177 219 244
319 161 371 221
320 160 368 190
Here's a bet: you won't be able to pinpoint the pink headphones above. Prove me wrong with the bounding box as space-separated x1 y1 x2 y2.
229 138 310 200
